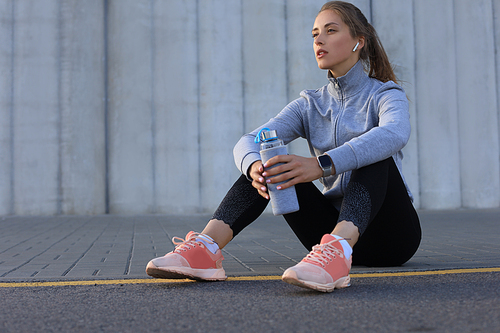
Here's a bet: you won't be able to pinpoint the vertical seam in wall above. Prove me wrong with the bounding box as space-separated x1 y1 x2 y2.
451 0 463 207
103 0 110 214
284 0 289 103
150 0 157 213
196 0 202 212
9 0 15 215
56 0 63 215
411 0 421 208
492 0 500 203
369 0 373 23
241 0 246 133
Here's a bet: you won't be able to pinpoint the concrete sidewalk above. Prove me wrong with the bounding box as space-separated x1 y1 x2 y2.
0 209 499 281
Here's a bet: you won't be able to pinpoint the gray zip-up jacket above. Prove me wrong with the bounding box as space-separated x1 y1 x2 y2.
234 60 412 204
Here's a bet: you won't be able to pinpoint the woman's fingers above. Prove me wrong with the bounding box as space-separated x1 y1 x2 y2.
248 154 324 196
249 161 270 199
263 155 323 189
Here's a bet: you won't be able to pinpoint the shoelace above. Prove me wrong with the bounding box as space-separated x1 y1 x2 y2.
172 232 213 253
304 239 345 268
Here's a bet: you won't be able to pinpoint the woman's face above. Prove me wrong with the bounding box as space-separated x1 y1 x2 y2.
312 10 361 78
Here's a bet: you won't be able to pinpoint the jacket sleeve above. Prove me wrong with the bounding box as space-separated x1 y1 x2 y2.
326 84 410 175
233 98 306 179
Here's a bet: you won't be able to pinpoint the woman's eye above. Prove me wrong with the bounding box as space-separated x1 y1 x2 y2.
328 28 335 33
312 33 318 38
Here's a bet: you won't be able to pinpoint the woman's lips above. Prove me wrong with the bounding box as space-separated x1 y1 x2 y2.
316 49 328 58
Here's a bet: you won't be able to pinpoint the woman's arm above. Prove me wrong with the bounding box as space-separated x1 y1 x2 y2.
326 87 410 175
233 98 307 179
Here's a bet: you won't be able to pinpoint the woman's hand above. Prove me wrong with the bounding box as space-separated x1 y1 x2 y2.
262 155 331 190
249 160 270 199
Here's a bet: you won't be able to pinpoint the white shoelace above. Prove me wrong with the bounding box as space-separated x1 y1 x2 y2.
304 239 345 268
171 232 218 254
172 232 204 253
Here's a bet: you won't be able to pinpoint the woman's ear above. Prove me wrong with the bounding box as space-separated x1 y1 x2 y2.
356 36 366 51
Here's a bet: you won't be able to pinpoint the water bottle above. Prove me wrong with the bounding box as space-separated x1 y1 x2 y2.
255 128 300 215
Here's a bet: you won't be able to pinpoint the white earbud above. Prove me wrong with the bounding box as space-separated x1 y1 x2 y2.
352 41 360 52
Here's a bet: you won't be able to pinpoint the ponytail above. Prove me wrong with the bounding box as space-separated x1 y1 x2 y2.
319 1 397 84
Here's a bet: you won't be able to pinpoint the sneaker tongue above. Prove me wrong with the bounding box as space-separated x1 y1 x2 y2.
320 234 337 244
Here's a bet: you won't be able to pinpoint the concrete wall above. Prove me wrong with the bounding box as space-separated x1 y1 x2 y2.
1 0 499 215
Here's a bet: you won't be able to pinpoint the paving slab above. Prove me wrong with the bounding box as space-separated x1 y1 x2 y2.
0 208 499 281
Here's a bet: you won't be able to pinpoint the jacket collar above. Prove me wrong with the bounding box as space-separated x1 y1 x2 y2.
327 60 370 99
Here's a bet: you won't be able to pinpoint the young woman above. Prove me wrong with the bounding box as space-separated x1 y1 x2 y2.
146 1 421 292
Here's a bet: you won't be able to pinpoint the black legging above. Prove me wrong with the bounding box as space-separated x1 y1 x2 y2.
212 158 421 267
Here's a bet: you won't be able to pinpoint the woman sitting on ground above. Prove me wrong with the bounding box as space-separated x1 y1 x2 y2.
146 1 421 293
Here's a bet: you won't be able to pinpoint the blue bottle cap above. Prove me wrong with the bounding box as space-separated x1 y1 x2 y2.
254 128 278 143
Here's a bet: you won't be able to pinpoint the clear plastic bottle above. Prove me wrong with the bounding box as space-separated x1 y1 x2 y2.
255 128 300 215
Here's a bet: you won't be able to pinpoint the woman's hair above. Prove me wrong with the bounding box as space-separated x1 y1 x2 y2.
319 1 397 83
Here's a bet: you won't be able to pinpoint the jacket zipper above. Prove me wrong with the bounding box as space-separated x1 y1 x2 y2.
332 77 344 149
331 77 345 193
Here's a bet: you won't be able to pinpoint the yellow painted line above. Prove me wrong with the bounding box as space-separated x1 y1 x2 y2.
228 275 281 281
0 267 499 288
0 279 178 288
350 267 500 278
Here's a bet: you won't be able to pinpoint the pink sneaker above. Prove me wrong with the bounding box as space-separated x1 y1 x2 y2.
146 231 226 281
282 234 351 292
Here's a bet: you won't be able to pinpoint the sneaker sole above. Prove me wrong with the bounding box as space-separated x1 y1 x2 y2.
282 270 351 293
146 262 227 281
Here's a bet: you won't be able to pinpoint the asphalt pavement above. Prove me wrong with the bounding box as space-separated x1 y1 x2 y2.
0 208 499 332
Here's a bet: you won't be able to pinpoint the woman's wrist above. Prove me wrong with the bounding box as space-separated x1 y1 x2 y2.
317 154 336 177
